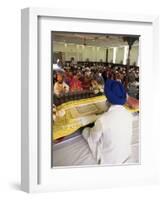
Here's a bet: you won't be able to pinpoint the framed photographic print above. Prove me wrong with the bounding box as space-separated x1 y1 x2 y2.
21 8 159 193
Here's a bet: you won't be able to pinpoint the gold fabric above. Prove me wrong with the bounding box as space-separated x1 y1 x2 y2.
53 95 139 140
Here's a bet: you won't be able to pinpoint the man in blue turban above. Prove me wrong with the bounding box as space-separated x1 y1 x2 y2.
104 79 127 105
82 80 132 165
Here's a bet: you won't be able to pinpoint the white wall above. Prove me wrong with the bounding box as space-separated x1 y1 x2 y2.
53 42 107 62
53 42 139 65
130 45 139 65
108 48 113 62
115 47 124 64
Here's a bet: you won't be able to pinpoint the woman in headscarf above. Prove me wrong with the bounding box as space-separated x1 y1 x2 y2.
69 73 83 92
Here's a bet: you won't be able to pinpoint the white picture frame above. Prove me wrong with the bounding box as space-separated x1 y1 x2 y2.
21 7 159 193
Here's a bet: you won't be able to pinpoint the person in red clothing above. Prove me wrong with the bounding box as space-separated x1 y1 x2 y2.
65 70 73 86
125 95 139 109
81 71 92 91
69 73 83 92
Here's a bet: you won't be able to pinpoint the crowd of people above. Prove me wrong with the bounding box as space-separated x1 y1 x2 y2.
53 63 139 100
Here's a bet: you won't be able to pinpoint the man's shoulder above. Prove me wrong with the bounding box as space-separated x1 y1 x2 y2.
97 110 111 122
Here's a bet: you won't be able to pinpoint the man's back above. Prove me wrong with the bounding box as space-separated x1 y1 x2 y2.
82 79 133 165
100 105 132 164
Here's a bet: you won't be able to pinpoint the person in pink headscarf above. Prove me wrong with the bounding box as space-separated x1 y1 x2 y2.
69 73 83 92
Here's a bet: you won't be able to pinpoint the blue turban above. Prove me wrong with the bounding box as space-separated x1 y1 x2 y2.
104 80 126 105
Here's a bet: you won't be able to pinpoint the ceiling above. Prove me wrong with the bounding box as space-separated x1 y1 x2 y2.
52 32 139 48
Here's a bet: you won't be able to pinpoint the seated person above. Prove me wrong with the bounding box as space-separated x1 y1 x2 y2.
115 72 122 83
94 71 104 85
125 95 139 109
69 73 83 92
90 79 104 94
54 72 69 96
82 71 92 90
127 80 139 99
82 80 132 165
64 70 73 86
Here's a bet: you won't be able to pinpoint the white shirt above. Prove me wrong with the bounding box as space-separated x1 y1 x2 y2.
82 105 132 165
54 81 69 96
